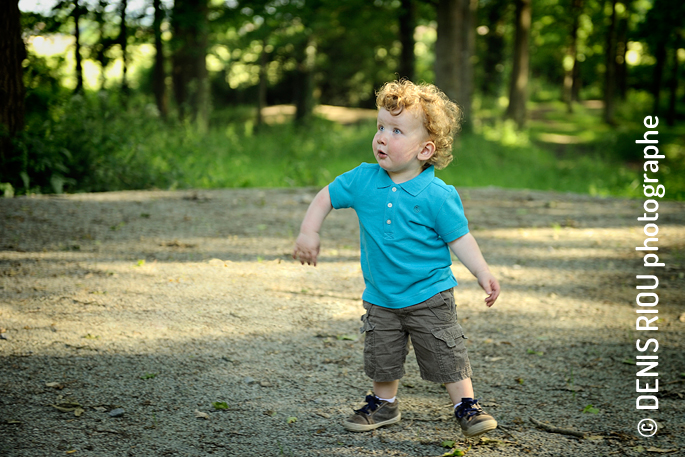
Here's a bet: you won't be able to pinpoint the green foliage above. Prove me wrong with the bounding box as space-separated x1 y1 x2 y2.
6 86 683 200
582 404 600 414
212 402 229 410
11 92 175 194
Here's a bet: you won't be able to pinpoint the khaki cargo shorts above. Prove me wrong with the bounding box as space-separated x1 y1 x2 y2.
359 289 472 384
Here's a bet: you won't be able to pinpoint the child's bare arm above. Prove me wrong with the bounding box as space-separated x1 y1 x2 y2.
293 186 333 266
448 233 500 307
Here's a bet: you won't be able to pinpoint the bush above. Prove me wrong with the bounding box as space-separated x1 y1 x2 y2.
10 92 175 194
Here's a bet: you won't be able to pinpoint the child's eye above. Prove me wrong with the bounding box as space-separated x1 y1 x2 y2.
378 125 384 131
393 128 401 134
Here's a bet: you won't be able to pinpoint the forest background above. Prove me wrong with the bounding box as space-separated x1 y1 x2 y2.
1 0 684 200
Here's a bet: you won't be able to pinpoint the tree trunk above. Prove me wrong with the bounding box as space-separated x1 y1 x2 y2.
481 0 506 97
119 0 128 96
152 0 167 119
434 0 475 124
256 38 269 128
603 0 617 124
563 0 582 113
615 13 628 99
651 39 667 115
505 0 531 129
666 37 680 126
398 0 416 81
294 39 315 124
74 0 84 93
0 0 26 166
171 0 209 130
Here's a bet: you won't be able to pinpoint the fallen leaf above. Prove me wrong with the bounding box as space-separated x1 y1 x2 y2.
287 416 297 424
480 437 515 446
441 440 456 448
45 382 64 389
66 450 77 454
51 405 76 413
212 402 228 410
74 408 84 417
485 356 505 362
582 404 599 414
93 406 107 412
564 385 583 392
194 410 210 420
646 448 678 454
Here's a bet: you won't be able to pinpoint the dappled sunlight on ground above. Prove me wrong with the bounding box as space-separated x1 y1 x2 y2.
1 187 684 455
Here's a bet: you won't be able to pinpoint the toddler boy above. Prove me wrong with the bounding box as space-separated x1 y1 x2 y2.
293 80 500 438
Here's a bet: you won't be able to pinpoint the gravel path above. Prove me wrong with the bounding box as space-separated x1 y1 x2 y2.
1 187 684 456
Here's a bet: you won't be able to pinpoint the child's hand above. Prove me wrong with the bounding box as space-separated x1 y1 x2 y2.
476 271 500 307
293 232 321 266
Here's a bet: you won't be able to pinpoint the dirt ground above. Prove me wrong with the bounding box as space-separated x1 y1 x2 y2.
1 186 684 457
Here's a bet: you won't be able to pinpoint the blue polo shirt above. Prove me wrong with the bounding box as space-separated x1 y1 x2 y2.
328 163 469 309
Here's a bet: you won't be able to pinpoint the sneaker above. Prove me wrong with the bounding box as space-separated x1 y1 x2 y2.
342 394 401 432
454 398 497 438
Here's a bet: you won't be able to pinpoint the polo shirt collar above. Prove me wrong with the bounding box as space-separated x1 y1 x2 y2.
376 165 435 196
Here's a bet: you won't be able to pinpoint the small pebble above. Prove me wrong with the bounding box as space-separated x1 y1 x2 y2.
243 376 255 384
109 408 125 418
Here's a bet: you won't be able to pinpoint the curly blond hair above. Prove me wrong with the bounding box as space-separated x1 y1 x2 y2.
375 80 462 170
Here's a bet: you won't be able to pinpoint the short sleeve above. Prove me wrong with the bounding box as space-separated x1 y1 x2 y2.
328 166 361 209
434 188 469 243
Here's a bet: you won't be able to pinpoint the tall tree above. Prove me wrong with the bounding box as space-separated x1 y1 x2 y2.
152 0 167 118
171 0 209 129
294 37 316 123
479 0 507 98
398 0 416 81
505 0 531 129
119 0 129 96
0 0 26 166
666 35 680 126
73 0 84 93
563 0 582 112
434 0 476 124
603 0 618 124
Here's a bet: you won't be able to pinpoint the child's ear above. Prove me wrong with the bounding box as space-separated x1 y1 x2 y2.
418 141 436 161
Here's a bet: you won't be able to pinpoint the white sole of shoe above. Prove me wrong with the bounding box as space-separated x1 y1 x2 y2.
343 412 402 432
462 419 498 438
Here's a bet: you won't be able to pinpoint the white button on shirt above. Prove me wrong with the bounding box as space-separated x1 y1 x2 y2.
387 220 392 224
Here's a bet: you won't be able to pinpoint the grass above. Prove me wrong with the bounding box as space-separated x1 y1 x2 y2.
11 90 685 200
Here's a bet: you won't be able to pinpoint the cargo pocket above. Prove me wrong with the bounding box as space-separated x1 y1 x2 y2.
431 324 467 348
427 290 457 323
359 312 376 334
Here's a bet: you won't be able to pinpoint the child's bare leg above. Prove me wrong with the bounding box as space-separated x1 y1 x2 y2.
445 378 475 405
373 380 399 400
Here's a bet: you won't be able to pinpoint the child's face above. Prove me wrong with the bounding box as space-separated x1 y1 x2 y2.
373 107 435 183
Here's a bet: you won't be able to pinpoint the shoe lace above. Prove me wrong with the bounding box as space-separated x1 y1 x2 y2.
355 395 382 415
455 398 483 420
